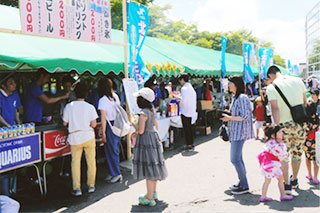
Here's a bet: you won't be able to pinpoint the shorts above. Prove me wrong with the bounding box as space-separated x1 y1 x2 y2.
255 121 265 129
280 121 306 162
304 138 316 161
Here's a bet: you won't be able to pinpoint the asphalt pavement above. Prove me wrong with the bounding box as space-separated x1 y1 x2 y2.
18 129 320 213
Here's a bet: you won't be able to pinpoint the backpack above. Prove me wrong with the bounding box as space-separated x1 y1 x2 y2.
107 98 131 137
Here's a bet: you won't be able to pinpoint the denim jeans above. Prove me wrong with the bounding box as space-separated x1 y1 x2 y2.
230 140 249 189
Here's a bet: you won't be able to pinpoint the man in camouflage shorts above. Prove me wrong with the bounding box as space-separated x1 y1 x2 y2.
266 66 307 195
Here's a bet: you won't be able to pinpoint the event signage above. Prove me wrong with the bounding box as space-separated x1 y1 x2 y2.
243 43 255 83
19 0 112 44
128 1 151 87
0 133 41 173
43 129 70 160
220 36 227 78
259 48 273 79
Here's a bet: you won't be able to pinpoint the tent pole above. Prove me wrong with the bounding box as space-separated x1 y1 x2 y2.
123 0 132 160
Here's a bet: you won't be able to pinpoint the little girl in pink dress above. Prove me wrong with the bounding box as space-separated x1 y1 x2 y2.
257 126 293 202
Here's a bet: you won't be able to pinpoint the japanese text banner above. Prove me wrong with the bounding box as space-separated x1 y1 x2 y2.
220 36 227 78
243 43 255 83
19 0 112 43
128 1 151 87
259 48 273 80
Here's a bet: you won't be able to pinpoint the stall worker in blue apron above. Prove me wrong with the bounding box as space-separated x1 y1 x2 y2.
0 76 21 196
23 68 69 125
0 76 21 127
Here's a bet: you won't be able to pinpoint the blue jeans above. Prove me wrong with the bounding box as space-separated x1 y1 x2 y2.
104 121 121 177
230 140 249 189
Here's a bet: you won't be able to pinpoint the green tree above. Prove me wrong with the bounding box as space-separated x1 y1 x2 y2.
111 0 154 30
273 54 286 67
0 0 18 7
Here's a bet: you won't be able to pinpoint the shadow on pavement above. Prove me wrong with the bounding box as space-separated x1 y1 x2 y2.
263 188 320 211
181 150 199 157
224 190 260 206
17 128 219 212
130 200 168 212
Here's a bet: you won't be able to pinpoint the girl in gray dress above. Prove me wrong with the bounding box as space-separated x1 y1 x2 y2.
131 88 168 206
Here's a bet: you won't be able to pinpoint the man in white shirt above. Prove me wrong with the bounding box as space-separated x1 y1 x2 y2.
63 82 98 196
178 74 197 150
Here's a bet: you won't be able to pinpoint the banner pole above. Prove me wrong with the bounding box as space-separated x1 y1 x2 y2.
123 0 131 160
257 47 262 94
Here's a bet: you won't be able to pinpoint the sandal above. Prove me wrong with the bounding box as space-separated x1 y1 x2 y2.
280 195 293 201
306 175 313 180
260 197 273 202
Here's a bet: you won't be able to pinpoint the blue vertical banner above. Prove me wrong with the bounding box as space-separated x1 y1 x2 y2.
292 65 299 75
128 1 151 87
259 48 273 79
243 43 255 83
287 59 292 73
220 36 227 78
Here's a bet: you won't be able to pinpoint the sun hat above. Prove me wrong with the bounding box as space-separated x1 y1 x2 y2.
255 96 262 102
133 87 155 103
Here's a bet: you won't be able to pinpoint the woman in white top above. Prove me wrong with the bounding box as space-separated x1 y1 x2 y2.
98 78 122 183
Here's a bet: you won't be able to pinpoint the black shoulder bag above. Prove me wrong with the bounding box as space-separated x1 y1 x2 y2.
272 83 307 124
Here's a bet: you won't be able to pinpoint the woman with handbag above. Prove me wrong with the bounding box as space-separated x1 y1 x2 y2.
98 78 122 183
220 75 255 195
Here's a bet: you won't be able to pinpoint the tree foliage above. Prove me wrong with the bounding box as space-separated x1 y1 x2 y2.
111 0 154 30
0 0 18 7
0 0 287 67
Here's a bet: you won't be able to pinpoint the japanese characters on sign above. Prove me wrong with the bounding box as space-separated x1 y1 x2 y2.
20 0 111 44
128 1 151 88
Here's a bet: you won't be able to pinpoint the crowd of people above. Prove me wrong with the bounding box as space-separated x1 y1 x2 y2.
0 65 319 210
221 65 319 202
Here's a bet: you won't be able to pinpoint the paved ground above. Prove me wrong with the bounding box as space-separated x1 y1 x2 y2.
19 130 320 213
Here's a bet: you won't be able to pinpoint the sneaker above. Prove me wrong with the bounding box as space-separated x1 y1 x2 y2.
139 192 158 200
183 145 195 151
104 175 113 182
88 186 95 193
312 179 320 185
280 195 293 201
260 197 273 202
231 187 249 195
139 196 156 207
71 189 82 196
229 183 240 190
306 175 313 180
290 175 299 189
284 183 292 195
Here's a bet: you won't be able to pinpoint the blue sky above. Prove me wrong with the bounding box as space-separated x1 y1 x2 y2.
155 0 320 65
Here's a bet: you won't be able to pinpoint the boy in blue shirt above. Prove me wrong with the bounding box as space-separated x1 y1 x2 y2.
23 68 69 125
0 76 21 127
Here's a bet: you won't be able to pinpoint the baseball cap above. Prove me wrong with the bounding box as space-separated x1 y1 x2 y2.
133 87 155 103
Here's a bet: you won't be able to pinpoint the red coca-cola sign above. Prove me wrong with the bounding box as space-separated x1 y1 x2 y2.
43 129 70 160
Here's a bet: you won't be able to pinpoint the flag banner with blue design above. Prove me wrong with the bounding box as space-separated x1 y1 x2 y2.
259 48 273 79
243 43 255 83
128 1 151 87
287 59 292 72
220 36 227 78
